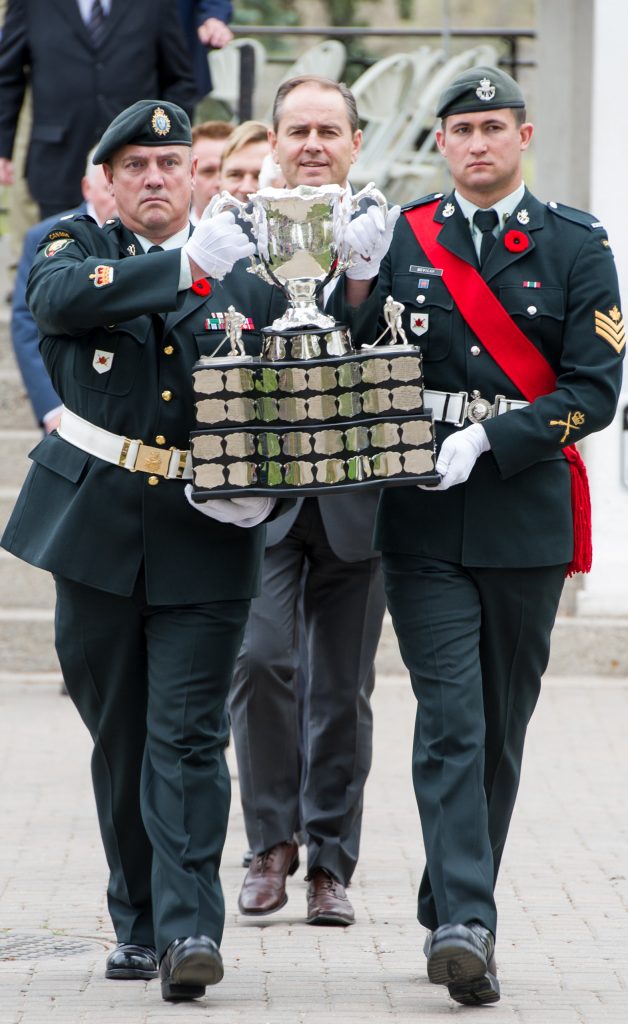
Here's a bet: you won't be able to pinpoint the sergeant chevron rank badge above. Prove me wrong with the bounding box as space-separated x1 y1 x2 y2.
93 350 114 374
594 305 625 354
410 312 429 337
89 265 115 287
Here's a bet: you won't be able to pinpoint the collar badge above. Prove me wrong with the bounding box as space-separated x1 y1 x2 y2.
517 209 530 225
442 202 456 218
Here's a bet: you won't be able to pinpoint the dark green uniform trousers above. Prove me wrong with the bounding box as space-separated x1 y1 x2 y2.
382 554 566 937
54 570 250 958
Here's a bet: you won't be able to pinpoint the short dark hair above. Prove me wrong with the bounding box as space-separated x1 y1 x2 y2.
192 120 234 145
272 76 359 134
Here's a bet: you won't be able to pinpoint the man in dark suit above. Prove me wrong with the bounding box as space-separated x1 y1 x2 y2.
345 66 624 1004
10 151 116 432
0 98 282 1003
0 0 196 217
230 76 398 927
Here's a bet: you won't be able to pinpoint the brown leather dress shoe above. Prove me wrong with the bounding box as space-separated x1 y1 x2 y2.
305 868 355 926
238 840 299 915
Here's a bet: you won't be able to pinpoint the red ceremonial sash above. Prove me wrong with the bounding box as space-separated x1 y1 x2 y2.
405 202 591 576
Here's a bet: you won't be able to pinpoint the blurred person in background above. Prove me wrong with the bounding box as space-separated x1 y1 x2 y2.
11 150 117 433
175 0 233 105
190 119 233 223
0 0 196 218
218 120 270 201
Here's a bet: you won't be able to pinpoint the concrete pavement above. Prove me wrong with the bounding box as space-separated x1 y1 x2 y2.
1 669 627 1023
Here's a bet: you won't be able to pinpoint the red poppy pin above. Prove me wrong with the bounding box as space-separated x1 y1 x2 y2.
504 229 529 253
191 278 212 296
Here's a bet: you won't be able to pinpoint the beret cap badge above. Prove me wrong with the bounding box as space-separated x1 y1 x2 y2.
151 107 172 137
476 77 496 102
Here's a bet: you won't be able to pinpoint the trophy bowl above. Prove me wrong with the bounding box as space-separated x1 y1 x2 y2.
208 182 387 344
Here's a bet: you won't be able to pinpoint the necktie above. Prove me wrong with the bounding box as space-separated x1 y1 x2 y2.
473 208 499 266
87 0 107 49
147 245 163 253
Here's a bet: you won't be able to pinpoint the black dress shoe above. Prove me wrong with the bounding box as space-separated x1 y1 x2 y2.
105 943 158 980
159 935 224 1002
427 922 496 986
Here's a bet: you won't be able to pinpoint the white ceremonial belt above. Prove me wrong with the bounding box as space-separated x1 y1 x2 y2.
423 390 529 427
57 408 193 480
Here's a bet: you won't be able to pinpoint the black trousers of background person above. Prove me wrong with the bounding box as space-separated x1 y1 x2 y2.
230 498 386 887
54 571 250 959
382 554 566 937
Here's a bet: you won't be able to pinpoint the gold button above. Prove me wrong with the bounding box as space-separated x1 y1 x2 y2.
155 435 166 445
161 390 172 402
147 475 159 486
164 345 174 355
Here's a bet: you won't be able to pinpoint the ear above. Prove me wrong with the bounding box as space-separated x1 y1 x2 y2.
268 128 279 164
435 128 446 156
519 122 534 151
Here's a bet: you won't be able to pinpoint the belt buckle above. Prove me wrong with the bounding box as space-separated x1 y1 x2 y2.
466 393 493 424
134 444 171 477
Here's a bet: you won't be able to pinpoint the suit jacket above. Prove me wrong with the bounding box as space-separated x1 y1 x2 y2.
175 0 232 100
10 205 87 424
1 213 281 605
349 189 624 568
0 0 196 210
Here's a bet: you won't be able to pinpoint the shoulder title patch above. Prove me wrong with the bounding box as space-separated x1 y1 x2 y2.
44 238 73 257
594 305 625 354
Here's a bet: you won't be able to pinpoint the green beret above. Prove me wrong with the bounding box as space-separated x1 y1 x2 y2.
436 65 525 119
92 99 192 164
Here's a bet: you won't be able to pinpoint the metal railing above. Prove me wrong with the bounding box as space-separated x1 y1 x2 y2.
228 24 535 121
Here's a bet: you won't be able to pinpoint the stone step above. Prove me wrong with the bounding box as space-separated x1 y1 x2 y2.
0 487 19 534
0 430 39 488
376 612 628 678
0 604 626 676
0 550 55 606
0 372 39 431
0 609 58 673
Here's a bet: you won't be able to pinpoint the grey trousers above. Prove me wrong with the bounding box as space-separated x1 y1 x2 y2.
230 499 386 885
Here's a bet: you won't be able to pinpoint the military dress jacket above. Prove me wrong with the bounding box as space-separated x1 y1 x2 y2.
350 189 624 568
1 214 281 605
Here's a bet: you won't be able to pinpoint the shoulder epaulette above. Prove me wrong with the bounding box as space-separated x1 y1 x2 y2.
546 201 605 231
402 193 444 213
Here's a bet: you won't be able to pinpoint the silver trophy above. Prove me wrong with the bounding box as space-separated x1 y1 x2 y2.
209 182 387 360
190 185 439 497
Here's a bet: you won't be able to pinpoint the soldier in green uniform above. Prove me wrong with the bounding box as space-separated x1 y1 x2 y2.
342 66 624 1004
0 99 287 1002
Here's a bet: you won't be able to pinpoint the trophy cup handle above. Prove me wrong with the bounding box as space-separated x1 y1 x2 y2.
205 190 257 226
348 181 388 215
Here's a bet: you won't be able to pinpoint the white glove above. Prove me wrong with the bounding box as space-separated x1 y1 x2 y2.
341 204 401 280
420 423 490 491
185 484 275 527
183 210 255 281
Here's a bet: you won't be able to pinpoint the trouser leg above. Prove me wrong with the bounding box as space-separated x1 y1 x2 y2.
477 564 565 879
54 575 154 945
141 597 250 957
382 555 496 934
303 507 385 885
230 538 305 853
